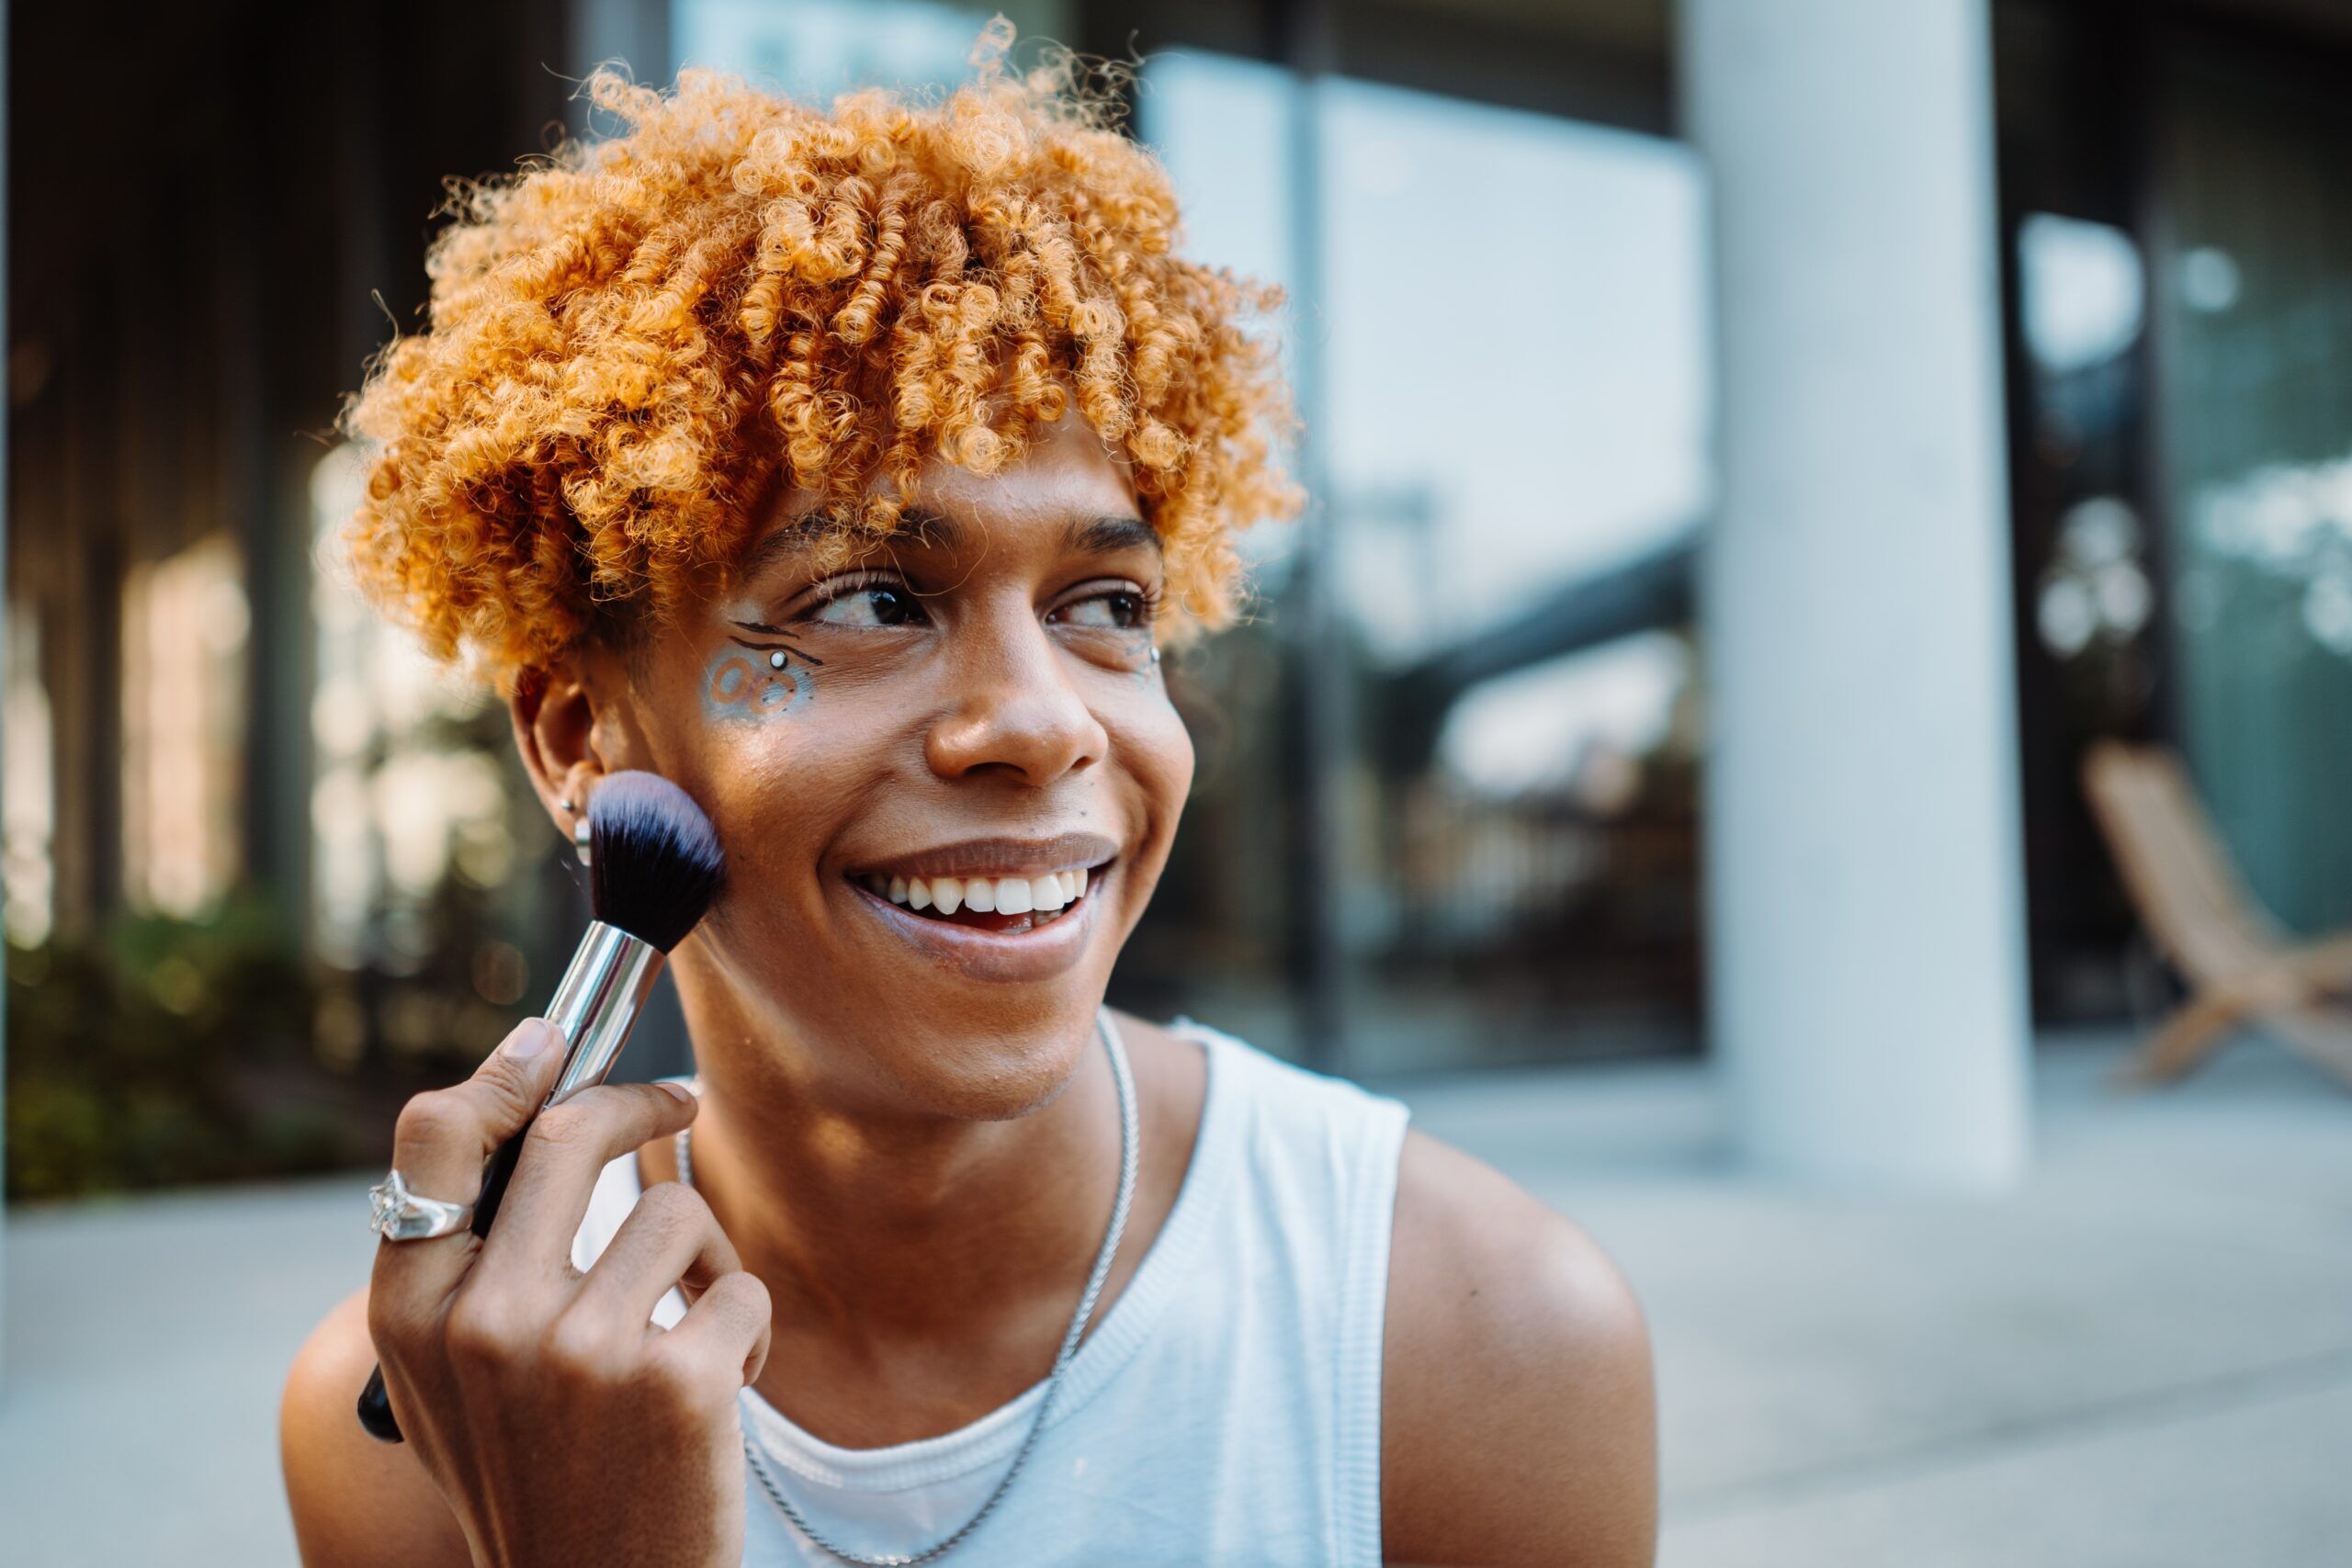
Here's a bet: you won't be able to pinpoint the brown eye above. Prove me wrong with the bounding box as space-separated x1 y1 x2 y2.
812 586 925 627
1058 590 1148 630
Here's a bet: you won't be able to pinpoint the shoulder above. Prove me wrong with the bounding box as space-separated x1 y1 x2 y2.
1153 1012 1393 1141
280 1286 471 1568
1381 1129 1657 1568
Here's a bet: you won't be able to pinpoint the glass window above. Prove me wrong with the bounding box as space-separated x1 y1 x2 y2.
2153 43 2352 935
120 535 248 919
306 446 561 1071
5 603 56 945
673 0 1070 99
1136 53 1713 1072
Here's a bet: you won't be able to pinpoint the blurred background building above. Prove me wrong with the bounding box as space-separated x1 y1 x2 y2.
6 0 2351 1190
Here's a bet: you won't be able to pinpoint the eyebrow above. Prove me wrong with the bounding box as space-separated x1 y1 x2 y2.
738 508 1159 573
739 513 839 576
1063 514 1160 558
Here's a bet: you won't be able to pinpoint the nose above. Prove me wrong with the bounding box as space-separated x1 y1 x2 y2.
923 609 1109 786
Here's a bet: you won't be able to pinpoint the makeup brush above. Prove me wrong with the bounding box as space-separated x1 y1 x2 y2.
357 771 726 1443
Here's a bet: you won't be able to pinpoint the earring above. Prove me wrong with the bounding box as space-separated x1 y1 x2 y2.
1149 646 1162 667
557 797 576 814
573 815 594 867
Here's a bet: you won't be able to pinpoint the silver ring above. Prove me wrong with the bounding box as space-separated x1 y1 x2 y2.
368 1169 474 1242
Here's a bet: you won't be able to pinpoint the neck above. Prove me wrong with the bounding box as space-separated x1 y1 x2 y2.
667 1002 1126 1356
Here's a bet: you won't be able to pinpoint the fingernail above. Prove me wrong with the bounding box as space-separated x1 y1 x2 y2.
503 1021 558 1061
659 1080 695 1102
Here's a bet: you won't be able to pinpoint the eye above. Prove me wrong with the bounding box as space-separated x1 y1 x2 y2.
810 584 926 628
1055 588 1151 631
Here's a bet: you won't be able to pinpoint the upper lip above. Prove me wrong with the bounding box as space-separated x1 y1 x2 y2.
847 832 1120 883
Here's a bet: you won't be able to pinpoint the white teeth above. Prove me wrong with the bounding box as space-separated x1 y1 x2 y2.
866 867 1097 919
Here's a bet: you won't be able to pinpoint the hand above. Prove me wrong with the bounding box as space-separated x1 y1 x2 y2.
367 1018 773 1568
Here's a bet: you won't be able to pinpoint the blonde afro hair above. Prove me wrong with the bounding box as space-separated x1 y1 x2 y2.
339 20 1298 689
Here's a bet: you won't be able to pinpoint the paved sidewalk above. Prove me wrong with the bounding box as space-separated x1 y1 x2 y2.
1399 1033 2352 1568
5 1032 2346 1565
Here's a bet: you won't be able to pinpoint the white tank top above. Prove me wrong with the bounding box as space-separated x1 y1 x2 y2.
569 1021 1410 1566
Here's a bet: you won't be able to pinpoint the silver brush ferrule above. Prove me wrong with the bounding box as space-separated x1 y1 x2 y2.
541 920 664 1108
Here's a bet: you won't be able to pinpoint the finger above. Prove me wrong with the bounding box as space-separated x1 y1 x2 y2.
370 1018 569 1314
470 1081 699 1280
572 1180 742 1329
661 1270 775 1391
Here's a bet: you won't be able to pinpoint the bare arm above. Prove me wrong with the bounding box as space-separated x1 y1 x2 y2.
281 1288 473 1568
1381 1131 1657 1567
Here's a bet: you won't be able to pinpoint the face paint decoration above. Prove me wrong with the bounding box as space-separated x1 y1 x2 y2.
703 628 820 724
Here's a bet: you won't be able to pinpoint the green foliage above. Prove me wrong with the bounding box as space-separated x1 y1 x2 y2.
6 892 336 1200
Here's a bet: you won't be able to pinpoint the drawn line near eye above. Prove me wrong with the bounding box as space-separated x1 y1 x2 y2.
727 630 826 666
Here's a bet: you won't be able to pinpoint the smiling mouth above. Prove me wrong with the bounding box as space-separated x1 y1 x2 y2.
852 865 1102 936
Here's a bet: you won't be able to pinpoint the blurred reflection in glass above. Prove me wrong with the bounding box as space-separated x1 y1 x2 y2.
2156 47 2352 936
673 0 1069 103
1133 53 1711 1072
120 535 248 919
6 604 57 946
305 446 564 1077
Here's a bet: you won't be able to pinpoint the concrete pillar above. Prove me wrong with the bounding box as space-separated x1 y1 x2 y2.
1682 0 2031 1189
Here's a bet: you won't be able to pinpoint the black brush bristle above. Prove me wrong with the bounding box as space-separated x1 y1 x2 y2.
586 772 725 952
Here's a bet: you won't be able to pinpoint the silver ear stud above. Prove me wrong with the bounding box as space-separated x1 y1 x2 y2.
557 797 576 813
769 650 786 670
1149 646 1161 667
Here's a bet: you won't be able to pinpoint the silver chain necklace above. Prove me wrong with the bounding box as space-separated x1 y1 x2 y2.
673 1010 1139 1567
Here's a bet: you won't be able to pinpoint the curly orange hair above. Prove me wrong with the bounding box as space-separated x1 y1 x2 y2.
338 21 1298 689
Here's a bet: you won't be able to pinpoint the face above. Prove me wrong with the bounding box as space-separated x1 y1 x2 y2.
560 415 1193 1120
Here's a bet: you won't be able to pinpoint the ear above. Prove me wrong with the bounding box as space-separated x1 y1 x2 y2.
510 660 607 833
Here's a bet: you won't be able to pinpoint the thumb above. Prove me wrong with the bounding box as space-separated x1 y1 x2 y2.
384 1017 568 1213
466 1016 571 1142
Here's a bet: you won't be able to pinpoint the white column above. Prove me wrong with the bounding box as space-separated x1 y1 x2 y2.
1683 0 2031 1189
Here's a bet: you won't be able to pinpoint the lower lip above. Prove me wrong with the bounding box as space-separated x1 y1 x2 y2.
847 871 1108 984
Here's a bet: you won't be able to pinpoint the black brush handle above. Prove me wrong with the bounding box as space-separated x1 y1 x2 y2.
470 1124 531 1236
356 1124 533 1443
356 1364 401 1442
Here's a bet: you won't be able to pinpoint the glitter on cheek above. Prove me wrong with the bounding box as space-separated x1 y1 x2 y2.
702 648 812 724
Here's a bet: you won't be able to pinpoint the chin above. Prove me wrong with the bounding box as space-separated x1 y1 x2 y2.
684 863 1134 1119
854 998 1107 1122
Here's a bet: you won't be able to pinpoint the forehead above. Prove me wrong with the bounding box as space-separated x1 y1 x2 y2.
755 413 1144 561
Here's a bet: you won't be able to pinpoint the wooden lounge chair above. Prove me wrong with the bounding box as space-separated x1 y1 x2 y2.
2082 740 2352 1087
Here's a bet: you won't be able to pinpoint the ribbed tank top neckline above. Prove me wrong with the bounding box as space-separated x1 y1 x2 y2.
632 1021 1241 1495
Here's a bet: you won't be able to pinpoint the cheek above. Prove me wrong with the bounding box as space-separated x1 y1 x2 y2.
700 650 811 723
695 667 945 897
1115 694 1195 833
672 657 880 920
685 651 831 850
